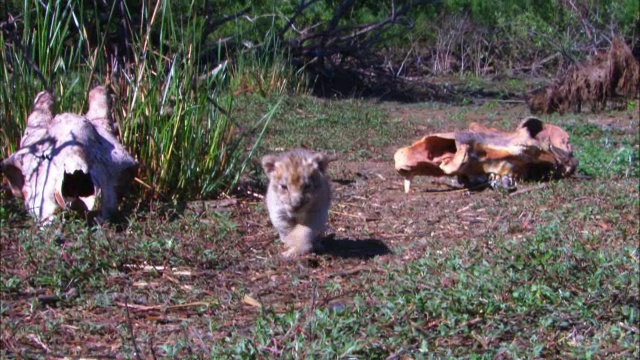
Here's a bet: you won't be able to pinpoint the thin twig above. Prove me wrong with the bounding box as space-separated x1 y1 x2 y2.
206 95 229 116
327 0 357 33
278 0 322 38
619 322 640 334
26 334 51 354
182 325 195 356
327 265 373 278
310 282 317 311
307 282 318 342
455 317 482 330
37 287 78 305
123 297 143 360
148 333 158 360
404 314 430 336
203 7 250 41
509 183 547 197
328 210 366 219
386 344 419 360
606 147 626 171
115 300 213 312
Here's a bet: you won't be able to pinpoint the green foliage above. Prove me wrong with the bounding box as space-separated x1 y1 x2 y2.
1 1 638 358
206 219 637 358
567 122 639 179
1 0 289 199
440 0 629 30
1 99 638 358
1 1 86 153
249 95 402 159
409 0 636 76
0 208 237 294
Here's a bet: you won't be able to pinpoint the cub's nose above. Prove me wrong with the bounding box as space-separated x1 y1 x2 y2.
289 196 305 211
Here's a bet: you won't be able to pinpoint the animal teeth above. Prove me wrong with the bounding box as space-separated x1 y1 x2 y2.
80 194 96 211
54 191 66 208
404 178 412 193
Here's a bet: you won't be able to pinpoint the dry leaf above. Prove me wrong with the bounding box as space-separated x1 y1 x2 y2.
243 294 262 308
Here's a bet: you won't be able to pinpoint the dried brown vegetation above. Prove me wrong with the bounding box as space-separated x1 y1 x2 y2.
527 39 640 114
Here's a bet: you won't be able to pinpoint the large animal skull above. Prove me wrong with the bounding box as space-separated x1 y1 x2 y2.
1 86 138 222
394 117 577 192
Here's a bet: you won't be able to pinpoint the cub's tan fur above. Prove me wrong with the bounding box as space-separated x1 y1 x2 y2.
262 149 331 257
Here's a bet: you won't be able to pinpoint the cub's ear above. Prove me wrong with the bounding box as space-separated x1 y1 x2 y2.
311 152 331 174
261 154 279 175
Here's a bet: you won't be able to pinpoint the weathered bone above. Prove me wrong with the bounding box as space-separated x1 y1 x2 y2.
394 117 577 192
20 90 55 148
1 86 138 222
85 85 118 137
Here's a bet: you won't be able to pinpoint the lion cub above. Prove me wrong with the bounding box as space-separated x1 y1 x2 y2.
262 149 332 257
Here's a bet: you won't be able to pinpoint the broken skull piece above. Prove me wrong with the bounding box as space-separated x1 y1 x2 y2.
394 117 578 193
1 86 138 222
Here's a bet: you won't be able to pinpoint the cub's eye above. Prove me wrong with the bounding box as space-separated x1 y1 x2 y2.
279 184 288 191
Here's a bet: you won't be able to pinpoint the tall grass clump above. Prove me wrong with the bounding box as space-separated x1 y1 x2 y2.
230 30 308 98
1 0 291 199
1 1 87 155
110 0 280 198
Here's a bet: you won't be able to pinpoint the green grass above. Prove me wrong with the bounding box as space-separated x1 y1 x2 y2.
2 100 638 358
566 121 639 179
1 2 639 357
211 177 638 358
241 95 406 160
1 0 292 200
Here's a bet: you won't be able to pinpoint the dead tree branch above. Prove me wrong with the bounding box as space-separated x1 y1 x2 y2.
278 0 322 38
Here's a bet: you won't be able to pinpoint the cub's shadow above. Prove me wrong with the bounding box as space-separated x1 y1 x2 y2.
316 234 392 259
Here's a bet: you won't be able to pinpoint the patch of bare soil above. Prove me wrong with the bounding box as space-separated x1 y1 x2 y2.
194 104 539 338
189 158 508 341
5 103 631 357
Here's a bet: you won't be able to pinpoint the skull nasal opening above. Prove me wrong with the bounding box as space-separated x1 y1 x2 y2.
61 170 94 198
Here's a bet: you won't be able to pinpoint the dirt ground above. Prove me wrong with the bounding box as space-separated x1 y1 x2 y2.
67 104 523 349
3 102 636 356
197 103 559 335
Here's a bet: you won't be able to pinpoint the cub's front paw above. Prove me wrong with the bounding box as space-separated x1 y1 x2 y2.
281 246 307 258
281 225 314 258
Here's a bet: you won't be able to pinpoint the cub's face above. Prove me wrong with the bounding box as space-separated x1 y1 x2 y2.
262 150 328 215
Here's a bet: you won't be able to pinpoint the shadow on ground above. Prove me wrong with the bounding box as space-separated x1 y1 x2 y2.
316 234 392 259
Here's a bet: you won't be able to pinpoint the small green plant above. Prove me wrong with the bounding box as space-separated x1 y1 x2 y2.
567 122 639 178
